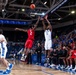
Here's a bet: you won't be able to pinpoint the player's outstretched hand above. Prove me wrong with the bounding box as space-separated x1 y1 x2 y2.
38 16 40 20
44 15 48 20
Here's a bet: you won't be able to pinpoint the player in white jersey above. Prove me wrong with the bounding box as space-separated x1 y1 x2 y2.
0 29 13 74
41 15 52 61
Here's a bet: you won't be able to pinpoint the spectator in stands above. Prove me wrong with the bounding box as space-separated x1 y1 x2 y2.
49 48 58 68
36 42 42 65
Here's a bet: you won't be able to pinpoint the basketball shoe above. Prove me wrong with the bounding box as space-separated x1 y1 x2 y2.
3 63 13 74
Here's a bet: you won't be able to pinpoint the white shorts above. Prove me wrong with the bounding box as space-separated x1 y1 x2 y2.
44 40 52 50
0 42 7 58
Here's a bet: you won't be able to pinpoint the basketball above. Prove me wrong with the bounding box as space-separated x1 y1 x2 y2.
30 4 35 10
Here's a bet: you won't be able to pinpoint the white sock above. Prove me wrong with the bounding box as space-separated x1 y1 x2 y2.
70 65 72 68
67 65 69 67
22 54 25 57
75 65 76 69
8 63 11 66
6 63 11 70
25 55 27 58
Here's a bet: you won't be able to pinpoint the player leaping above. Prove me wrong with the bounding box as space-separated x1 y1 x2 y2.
15 17 40 61
41 15 52 63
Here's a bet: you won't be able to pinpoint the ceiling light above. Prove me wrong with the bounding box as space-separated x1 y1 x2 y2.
58 18 61 20
42 12 45 15
44 1 47 5
31 0 34 3
2 9 5 12
30 12 45 16
22 9 25 12
71 11 75 14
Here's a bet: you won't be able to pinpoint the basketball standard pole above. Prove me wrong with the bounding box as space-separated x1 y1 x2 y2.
41 0 68 18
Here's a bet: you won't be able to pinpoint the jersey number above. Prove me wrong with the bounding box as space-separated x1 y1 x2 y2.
30 31 32 35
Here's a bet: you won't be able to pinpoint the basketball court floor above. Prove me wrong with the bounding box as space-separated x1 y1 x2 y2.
0 63 76 75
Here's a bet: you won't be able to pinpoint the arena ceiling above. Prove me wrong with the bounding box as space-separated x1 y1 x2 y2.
0 0 76 29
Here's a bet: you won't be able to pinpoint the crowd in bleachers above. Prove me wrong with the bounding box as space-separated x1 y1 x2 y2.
47 30 76 72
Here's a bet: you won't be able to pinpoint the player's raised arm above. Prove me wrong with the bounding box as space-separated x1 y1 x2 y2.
42 18 46 30
33 16 40 30
45 15 52 31
15 28 27 32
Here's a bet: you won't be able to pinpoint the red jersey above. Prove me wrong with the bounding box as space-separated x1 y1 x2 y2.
27 29 35 40
71 50 76 58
